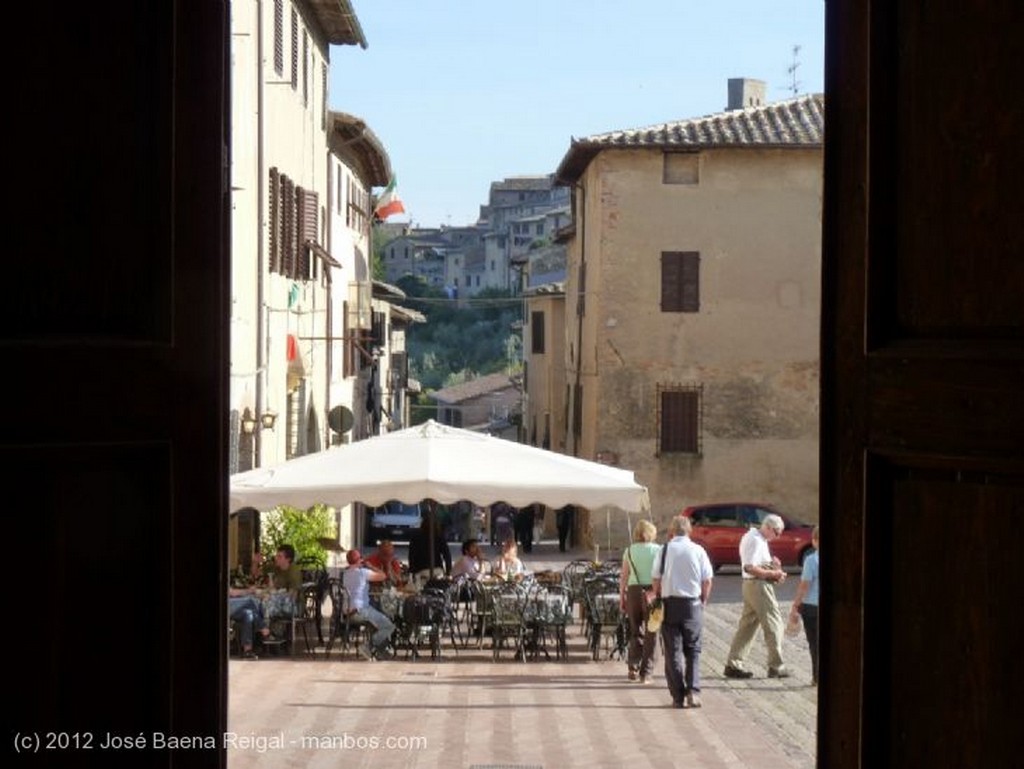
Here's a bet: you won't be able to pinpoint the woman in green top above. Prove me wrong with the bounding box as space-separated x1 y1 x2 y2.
619 520 662 683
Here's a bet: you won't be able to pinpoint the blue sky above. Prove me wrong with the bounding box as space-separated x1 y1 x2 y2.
330 1 825 229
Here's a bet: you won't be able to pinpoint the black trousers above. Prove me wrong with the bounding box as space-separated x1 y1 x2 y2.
798 603 819 683
661 597 704 704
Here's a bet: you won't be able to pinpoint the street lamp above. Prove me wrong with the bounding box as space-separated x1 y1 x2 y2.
240 407 278 434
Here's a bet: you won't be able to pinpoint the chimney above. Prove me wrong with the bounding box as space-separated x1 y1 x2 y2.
727 78 767 111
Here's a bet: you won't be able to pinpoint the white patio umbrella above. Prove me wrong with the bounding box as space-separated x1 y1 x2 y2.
230 419 648 513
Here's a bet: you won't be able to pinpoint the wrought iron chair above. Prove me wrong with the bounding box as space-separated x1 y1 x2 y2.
490 581 528 662
525 582 573 661
582 575 628 661
399 591 447 660
324 578 370 659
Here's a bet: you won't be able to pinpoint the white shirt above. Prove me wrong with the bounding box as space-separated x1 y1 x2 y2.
342 566 371 611
652 536 713 599
739 527 772 579
452 556 483 580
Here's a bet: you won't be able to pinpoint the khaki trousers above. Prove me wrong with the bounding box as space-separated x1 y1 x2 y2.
726 579 785 671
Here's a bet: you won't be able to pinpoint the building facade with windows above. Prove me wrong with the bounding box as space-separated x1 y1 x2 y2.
551 87 824 535
230 0 368 475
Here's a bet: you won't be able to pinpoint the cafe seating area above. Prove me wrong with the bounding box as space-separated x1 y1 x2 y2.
234 556 632 664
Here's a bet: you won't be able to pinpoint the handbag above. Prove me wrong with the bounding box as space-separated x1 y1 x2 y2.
629 544 667 632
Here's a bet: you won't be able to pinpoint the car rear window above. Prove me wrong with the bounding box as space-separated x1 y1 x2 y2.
704 505 739 526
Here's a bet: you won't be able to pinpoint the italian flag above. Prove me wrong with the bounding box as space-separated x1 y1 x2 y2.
373 176 406 220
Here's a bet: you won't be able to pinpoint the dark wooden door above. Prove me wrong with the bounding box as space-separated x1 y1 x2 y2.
821 1 1023 767
5 4 229 767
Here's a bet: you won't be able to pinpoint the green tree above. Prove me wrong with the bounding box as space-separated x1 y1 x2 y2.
260 503 333 568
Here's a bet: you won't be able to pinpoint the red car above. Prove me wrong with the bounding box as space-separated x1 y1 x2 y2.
680 502 816 572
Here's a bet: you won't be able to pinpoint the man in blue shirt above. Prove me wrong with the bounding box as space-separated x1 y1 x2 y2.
789 525 820 685
652 515 714 709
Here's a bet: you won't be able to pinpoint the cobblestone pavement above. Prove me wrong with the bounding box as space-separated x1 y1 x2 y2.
228 543 817 769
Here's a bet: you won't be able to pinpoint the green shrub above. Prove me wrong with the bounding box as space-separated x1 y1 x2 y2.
260 503 332 568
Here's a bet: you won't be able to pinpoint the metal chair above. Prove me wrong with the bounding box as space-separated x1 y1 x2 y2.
525 582 573 661
324 578 370 659
399 591 446 660
490 581 528 662
582 575 627 661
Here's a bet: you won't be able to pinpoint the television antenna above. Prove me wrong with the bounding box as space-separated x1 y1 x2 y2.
786 44 802 96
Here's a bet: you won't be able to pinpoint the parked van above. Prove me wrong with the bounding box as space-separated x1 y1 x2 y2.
368 500 422 543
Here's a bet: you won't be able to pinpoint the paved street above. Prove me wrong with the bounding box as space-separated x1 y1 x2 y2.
228 542 816 769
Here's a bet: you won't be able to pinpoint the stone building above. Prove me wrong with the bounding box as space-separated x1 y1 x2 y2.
550 84 824 538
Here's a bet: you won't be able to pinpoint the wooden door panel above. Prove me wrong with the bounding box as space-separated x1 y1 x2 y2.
5 3 229 766
823 1 1023 767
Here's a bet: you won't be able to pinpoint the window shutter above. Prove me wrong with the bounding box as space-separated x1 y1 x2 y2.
273 0 283 75
391 351 408 389
321 63 327 130
302 32 309 107
290 7 298 90
531 311 545 354
661 252 682 311
296 187 318 281
661 251 700 312
680 252 700 312
268 168 281 274
659 389 699 453
282 176 296 278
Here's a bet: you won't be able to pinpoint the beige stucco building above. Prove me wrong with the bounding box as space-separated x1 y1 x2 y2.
550 88 824 543
229 3 423 555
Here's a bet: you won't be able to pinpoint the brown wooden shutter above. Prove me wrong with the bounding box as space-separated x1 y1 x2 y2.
321 63 327 130
273 0 283 75
290 7 298 90
268 168 281 275
680 252 700 311
660 389 699 453
661 251 700 312
302 32 308 107
531 311 545 353
296 187 317 281
282 176 296 278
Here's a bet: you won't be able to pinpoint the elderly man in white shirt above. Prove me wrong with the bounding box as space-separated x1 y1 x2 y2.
723 513 789 679
652 514 714 709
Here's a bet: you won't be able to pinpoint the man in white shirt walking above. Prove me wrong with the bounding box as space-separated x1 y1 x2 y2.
652 514 714 709
723 513 789 679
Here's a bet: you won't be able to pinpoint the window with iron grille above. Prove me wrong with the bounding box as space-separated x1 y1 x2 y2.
657 383 702 455
290 7 298 90
661 251 700 312
273 0 283 75
531 311 545 354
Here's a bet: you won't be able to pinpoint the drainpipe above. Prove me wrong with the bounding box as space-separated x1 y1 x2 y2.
255 0 266 467
572 181 586 458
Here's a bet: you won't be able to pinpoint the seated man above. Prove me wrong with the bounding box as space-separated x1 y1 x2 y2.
228 588 271 659
364 540 406 587
342 549 397 660
452 538 486 580
266 543 302 620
